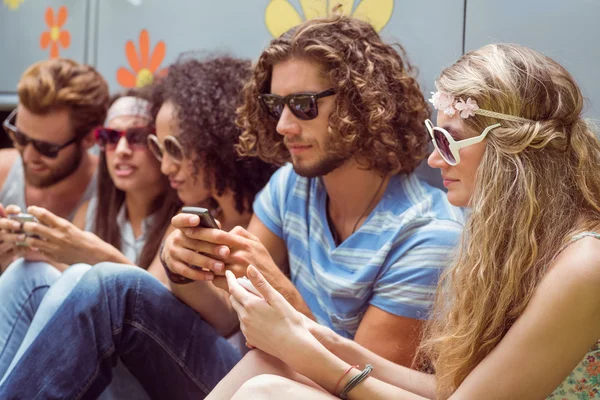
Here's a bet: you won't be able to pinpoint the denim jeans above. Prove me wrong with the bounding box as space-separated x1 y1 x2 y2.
0 260 88 381
0 262 241 399
0 259 61 378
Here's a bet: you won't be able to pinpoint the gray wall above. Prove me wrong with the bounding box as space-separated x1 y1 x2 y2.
1 0 598 171
2 0 598 120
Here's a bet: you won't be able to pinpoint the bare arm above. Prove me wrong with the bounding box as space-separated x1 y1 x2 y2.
244 216 314 318
0 149 19 192
160 221 239 337
353 306 424 367
24 206 132 266
450 238 600 399
226 266 433 400
306 314 436 398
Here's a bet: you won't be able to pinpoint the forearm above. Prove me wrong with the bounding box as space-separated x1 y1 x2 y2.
326 335 436 398
269 273 315 320
288 336 430 400
85 242 132 266
168 280 239 337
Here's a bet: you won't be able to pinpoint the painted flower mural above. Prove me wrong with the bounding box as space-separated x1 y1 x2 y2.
40 6 71 58
4 0 24 10
265 0 394 37
117 29 167 88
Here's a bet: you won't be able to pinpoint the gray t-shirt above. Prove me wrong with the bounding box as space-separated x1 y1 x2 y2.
0 156 97 221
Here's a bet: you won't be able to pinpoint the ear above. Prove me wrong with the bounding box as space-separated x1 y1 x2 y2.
80 128 97 150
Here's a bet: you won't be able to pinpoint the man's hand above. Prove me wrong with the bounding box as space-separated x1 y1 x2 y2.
182 221 285 291
0 204 25 269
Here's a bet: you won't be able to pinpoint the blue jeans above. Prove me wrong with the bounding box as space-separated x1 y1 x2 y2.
0 259 61 378
0 260 147 399
0 262 242 399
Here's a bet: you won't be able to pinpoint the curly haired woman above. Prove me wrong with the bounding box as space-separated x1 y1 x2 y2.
213 43 600 399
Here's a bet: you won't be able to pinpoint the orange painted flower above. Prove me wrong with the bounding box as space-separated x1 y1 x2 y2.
117 30 167 88
40 6 71 59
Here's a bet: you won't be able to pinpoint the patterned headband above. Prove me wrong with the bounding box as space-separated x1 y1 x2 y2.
105 96 153 125
429 91 534 123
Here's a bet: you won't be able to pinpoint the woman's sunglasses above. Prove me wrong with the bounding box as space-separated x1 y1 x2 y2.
147 134 185 164
258 88 335 121
425 119 500 166
94 127 153 151
2 109 77 159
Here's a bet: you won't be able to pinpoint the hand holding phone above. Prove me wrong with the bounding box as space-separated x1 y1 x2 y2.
7 213 40 246
180 206 219 229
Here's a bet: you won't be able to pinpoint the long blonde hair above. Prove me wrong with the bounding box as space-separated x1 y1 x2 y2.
419 44 600 397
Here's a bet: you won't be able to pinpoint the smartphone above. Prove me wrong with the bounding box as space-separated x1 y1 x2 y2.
238 276 263 298
8 213 39 232
180 206 219 229
8 213 40 246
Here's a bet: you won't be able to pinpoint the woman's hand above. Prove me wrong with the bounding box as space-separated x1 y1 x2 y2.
226 265 318 365
21 206 124 265
160 214 225 283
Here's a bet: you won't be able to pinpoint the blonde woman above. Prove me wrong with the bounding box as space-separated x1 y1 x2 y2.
210 43 600 399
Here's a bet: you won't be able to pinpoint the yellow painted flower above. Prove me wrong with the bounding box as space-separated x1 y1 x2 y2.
265 0 394 37
4 0 24 10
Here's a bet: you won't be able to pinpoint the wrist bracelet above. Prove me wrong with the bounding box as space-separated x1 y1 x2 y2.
334 365 358 397
160 243 195 285
339 364 373 399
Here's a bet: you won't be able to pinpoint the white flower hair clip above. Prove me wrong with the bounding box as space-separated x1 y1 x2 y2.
429 90 533 123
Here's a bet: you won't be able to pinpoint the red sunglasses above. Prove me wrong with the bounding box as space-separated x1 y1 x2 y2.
94 127 154 151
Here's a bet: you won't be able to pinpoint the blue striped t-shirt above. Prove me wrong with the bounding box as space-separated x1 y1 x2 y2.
253 164 463 338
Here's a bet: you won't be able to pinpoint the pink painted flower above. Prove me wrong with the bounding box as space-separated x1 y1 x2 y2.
455 98 479 119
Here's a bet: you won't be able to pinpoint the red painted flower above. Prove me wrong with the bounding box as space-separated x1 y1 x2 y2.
117 29 167 88
40 6 71 58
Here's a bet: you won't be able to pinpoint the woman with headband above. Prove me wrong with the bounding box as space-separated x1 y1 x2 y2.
0 88 180 399
205 43 600 399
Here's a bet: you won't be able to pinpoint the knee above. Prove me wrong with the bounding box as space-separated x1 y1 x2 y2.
77 263 153 297
88 262 148 283
242 350 290 372
232 375 292 399
0 259 61 289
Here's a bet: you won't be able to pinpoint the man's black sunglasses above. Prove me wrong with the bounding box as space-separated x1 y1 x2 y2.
258 88 336 121
2 109 77 159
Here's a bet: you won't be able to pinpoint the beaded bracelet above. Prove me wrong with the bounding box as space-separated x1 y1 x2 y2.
339 364 373 399
159 243 195 285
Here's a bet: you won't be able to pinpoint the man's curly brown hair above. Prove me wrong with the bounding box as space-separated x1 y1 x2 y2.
152 54 278 213
236 15 431 176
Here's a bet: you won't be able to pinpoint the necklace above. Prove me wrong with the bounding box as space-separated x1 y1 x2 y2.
329 176 388 244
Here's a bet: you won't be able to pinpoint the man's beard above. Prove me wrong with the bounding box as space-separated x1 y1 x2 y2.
292 151 349 178
24 146 83 188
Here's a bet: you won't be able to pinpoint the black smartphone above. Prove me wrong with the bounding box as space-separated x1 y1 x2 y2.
180 207 219 229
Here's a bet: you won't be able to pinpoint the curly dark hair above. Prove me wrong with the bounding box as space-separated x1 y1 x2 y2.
152 54 278 213
236 15 431 176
